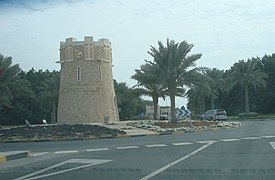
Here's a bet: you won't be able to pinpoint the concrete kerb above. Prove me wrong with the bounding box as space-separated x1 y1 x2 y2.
0 154 6 164
0 151 31 164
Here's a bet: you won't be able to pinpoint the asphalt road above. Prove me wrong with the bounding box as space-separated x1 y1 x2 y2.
1 120 275 180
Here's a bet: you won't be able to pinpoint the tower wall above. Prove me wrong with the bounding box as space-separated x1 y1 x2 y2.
57 36 119 124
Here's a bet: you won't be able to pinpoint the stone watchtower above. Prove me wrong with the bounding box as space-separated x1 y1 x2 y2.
57 36 119 124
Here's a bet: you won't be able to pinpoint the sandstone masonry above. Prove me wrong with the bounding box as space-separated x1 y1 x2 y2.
57 36 119 124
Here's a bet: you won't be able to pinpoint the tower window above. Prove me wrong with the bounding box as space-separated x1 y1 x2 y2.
66 47 73 62
98 66 102 81
77 66 81 81
85 45 94 60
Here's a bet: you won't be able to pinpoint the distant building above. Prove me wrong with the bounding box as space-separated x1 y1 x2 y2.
145 105 171 119
159 106 171 117
145 105 159 119
57 36 119 124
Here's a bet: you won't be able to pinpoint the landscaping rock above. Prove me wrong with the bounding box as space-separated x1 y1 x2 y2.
0 124 126 142
128 120 241 133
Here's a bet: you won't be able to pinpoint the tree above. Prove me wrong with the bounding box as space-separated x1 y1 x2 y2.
259 54 275 113
203 68 225 109
147 39 202 121
36 70 60 123
227 58 268 113
0 54 33 109
17 69 60 124
131 63 165 120
114 80 145 120
186 81 211 114
0 54 34 125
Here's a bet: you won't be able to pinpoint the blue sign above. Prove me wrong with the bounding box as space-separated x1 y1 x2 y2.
176 108 191 118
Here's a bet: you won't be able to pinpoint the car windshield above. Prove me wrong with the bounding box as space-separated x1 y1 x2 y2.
217 110 226 115
1 1 275 180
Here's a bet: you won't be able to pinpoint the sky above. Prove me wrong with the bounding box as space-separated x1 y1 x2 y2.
1 0 275 107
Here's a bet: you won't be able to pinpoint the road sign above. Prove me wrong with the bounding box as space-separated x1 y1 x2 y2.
185 109 191 116
176 108 191 118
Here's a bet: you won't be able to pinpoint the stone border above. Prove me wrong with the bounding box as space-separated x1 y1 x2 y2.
0 151 31 164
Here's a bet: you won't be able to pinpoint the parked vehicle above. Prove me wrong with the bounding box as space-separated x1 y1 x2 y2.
160 115 169 120
200 109 227 121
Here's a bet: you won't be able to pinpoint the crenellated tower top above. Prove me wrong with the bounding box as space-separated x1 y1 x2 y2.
58 36 112 63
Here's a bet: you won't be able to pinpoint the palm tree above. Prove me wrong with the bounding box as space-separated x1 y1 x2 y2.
203 68 225 109
147 39 202 121
186 80 211 115
132 63 165 120
0 54 33 109
227 59 267 113
36 70 60 123
114 80 143 120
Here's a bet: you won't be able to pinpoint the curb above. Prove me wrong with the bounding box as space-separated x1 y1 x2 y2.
0 151 31 164
0 154 6 164
0 126 240 143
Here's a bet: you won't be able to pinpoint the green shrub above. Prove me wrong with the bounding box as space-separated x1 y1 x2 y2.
238 112 258 118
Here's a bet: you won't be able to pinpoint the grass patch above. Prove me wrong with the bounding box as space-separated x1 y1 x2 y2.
228 114 275 121
191 114 275 121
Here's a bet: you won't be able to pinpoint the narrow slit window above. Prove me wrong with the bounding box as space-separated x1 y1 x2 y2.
85 45 93 60
70 47 73 60
85 47 89 59
104 49 107 60
98 66 102 81
77 66 81 81
106 49 109 60
89 46 93 59
66 48 70 61
65 47 73 61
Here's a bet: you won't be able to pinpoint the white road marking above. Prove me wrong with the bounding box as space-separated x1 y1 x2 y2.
219 139 241 142
262 135 275 138
14 159 112 180
86 148 109 152
54 150 78 154
196 140 217 144
270 142 275 151
116 146 139 150
241 137 262 140
140 141 215 180
172 142 193 146
145 144 167 148
32 152 49 157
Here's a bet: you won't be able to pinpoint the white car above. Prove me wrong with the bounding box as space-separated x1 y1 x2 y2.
201 109 227 121
159 115 169 120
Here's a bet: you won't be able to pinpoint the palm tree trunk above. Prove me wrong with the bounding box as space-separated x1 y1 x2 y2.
245 84 249 113
52 102 56 123
170 94 177 122
152 96 158 120
202 96 206 113
198 95 205 114
197 96 200 114
210 95 215 109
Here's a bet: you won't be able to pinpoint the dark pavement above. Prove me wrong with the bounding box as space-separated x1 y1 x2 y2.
1 120 275 180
